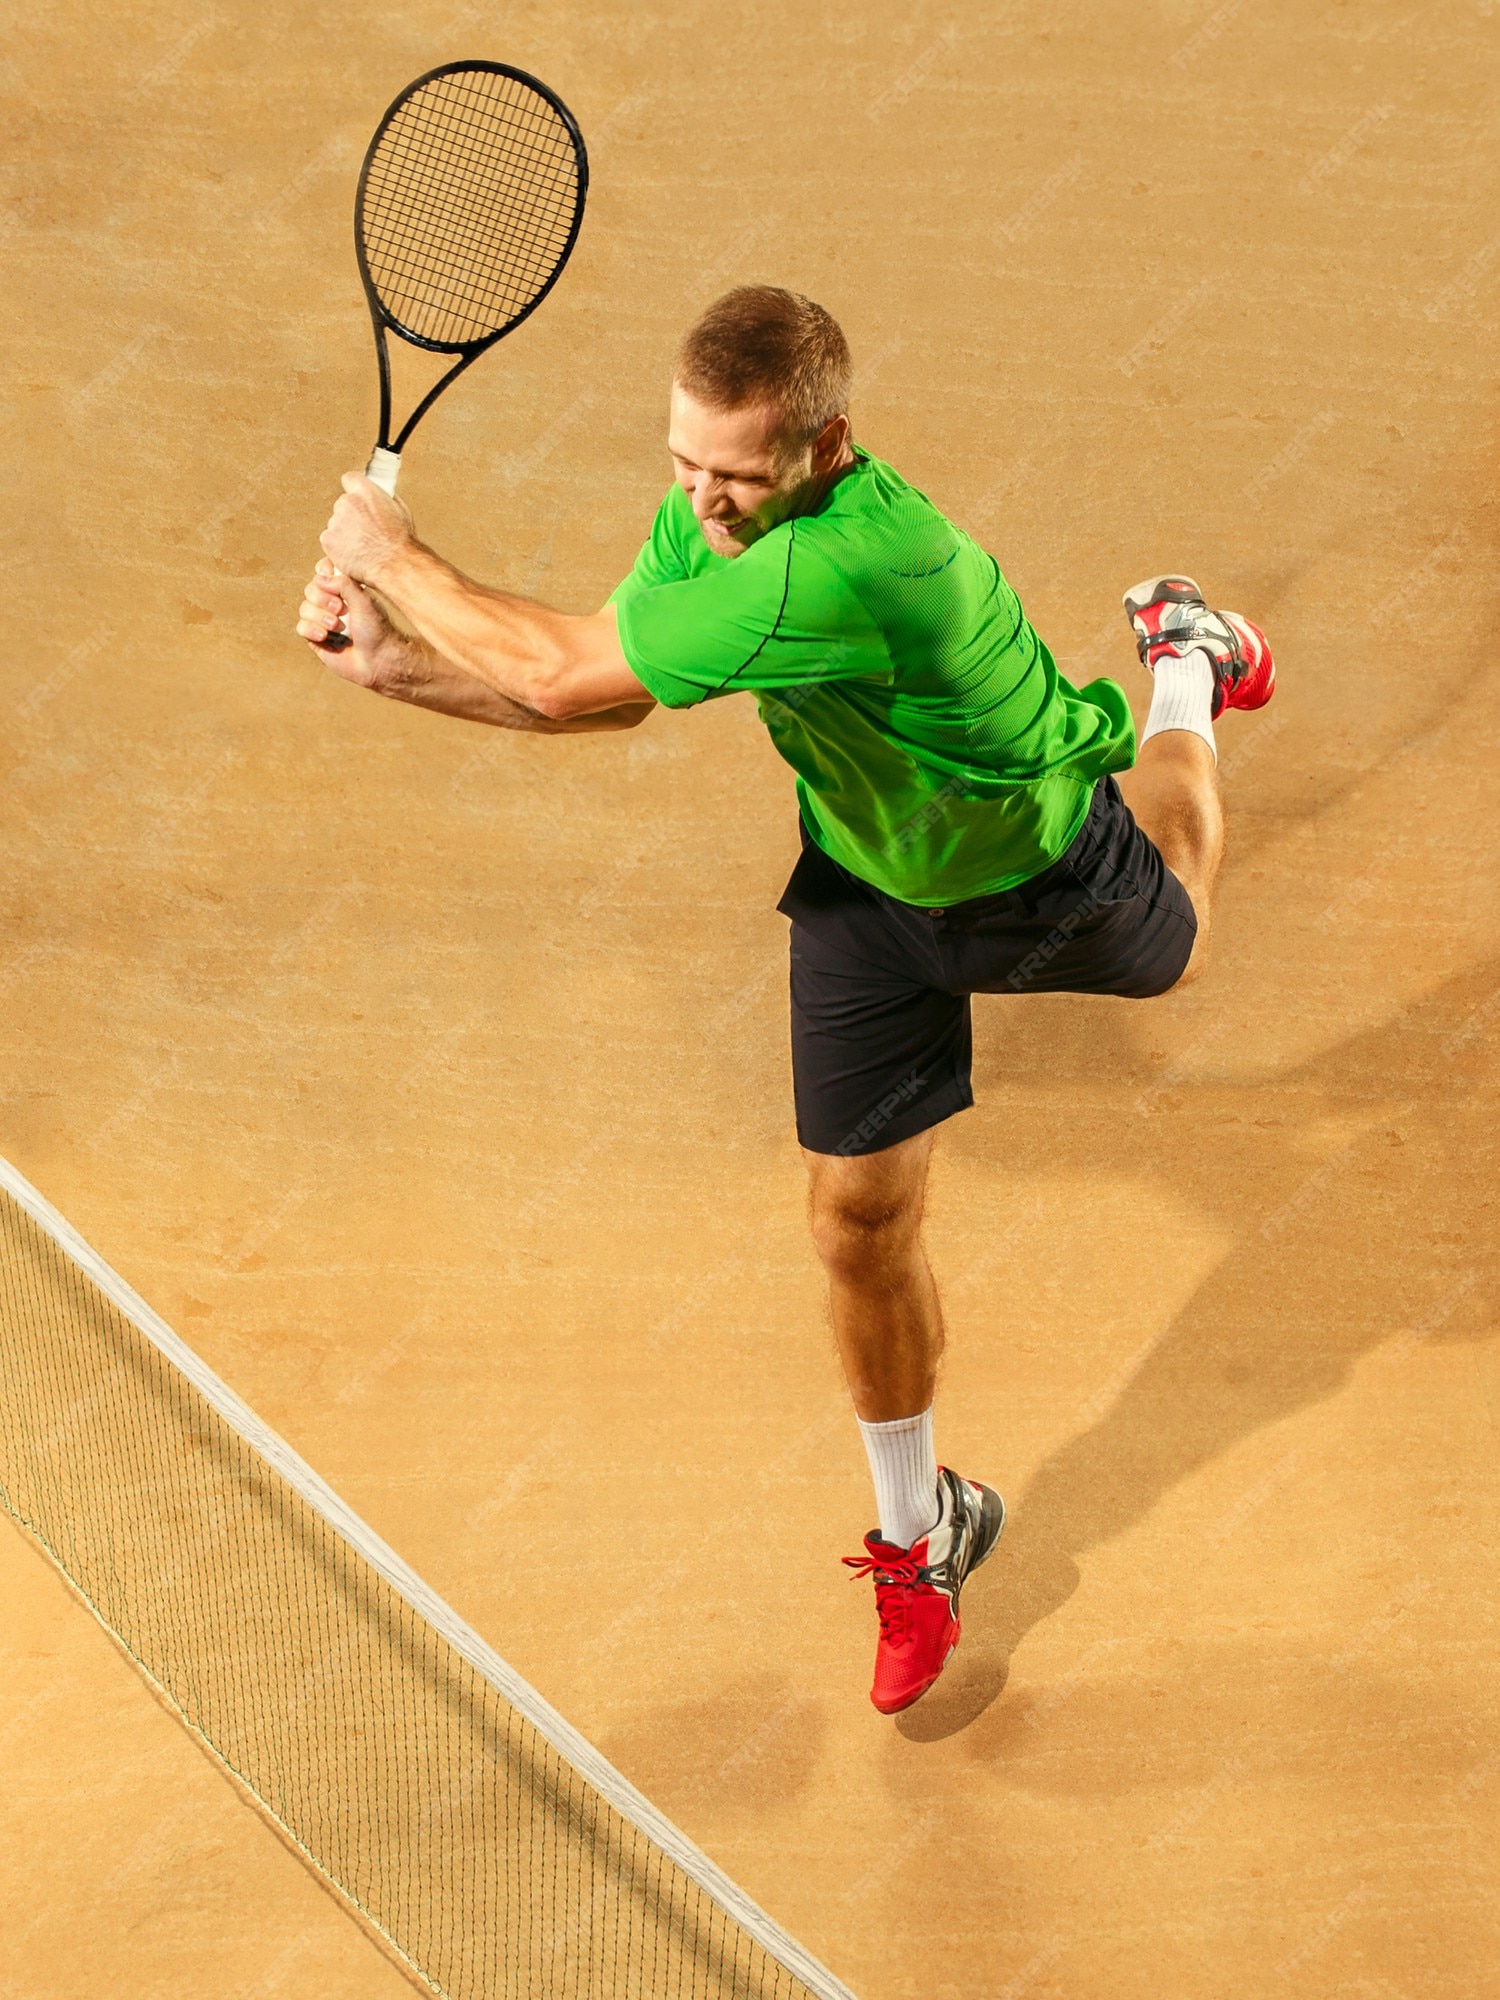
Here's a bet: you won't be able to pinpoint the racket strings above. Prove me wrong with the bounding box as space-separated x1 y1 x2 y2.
367 81 575 218
365 126 575 334
372 87 574 233
368 165 569 324
360 70 582 348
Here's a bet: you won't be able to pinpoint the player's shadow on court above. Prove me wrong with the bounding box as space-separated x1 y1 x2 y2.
897 957 1500 1743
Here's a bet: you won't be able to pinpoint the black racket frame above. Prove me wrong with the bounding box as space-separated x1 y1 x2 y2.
354 58 590 456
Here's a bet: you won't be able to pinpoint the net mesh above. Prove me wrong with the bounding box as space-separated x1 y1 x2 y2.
0 1182 840 2000
359 66 584 348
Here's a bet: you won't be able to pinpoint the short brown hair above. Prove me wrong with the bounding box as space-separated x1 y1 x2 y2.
676 285 852 454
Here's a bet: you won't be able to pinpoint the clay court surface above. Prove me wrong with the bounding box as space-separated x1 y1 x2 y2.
3 1 1498 1995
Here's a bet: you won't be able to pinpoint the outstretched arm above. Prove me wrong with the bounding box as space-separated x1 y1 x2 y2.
317 473 652 723
296 560 653 734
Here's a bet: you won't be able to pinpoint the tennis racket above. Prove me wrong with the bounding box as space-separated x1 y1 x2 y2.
321 61 587 647
354 59 589 498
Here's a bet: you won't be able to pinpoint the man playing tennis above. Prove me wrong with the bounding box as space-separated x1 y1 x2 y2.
299 286 1274 1715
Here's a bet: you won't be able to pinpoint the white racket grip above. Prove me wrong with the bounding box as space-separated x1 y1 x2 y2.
365 447 402 496
328 448 401 640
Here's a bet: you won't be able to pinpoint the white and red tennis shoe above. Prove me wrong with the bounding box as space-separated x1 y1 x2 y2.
843 1466 1005 1715
1123 574 1275 719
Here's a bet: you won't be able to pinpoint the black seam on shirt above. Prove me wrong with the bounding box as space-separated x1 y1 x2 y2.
702 519 798 700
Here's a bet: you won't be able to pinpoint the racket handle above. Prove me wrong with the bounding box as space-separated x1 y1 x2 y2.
366 447 402 496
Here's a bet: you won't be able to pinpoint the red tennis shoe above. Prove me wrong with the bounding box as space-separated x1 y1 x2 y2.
843 1467 1005 1715
1122 574 1275 719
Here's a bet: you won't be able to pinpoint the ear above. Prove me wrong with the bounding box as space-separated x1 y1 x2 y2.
811 412 851 472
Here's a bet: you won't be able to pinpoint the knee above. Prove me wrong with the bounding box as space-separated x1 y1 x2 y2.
808 1177 923 1281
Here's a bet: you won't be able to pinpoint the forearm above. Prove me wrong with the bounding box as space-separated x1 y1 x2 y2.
318 475 648 718
375 629 649 734
371 542 579 710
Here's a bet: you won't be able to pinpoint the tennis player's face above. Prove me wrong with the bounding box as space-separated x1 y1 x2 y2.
667 384 810 559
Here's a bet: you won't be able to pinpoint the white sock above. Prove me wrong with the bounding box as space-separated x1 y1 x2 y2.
1140 648 1217 763
857 1407 940 1549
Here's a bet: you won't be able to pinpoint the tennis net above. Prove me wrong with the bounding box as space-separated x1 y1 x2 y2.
0 1156 856 2000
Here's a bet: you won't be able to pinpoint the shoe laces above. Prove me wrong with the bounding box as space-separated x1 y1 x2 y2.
843 1551 925 1649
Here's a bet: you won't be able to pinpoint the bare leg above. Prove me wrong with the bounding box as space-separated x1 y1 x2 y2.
803 1129 942 1421
1115 730 1223 982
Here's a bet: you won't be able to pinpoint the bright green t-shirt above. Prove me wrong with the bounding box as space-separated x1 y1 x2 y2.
610 446 1136 905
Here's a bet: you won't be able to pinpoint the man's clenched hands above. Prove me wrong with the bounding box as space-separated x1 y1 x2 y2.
296 558 402 689
319 471 415 585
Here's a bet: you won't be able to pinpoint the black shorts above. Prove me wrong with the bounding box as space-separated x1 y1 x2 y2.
778 777 1197 1157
